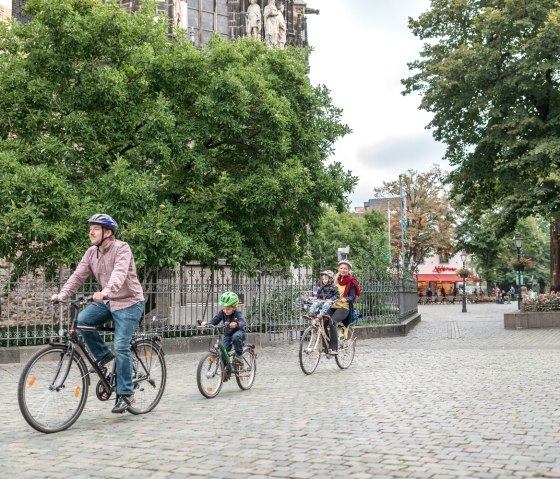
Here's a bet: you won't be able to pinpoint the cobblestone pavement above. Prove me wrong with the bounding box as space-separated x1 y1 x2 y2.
3 303 560 478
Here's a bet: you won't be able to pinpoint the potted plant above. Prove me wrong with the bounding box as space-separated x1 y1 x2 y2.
455 268 472 278
509 257 533 272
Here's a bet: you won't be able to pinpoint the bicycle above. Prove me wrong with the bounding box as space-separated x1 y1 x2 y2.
18 297 167 433
299 300 357 375
196 323 256 399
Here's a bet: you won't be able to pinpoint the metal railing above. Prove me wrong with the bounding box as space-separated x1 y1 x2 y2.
0 264 418 347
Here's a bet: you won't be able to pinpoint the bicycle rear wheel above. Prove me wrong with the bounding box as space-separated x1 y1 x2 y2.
235 346 256 390
299 325 321 375
18 344 89 433
128 339 167 415
197 352 224 398
335 326 356 369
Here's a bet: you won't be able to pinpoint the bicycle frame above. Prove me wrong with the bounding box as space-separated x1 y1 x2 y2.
49 299 115 392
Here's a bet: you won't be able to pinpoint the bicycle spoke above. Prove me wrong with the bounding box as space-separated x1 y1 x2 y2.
197 352 224 398
128 340 167 415
18 345 89 433
299 326 321 375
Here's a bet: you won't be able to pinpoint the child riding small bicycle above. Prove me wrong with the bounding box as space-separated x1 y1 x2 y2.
200 292 246 365
308 270 339 318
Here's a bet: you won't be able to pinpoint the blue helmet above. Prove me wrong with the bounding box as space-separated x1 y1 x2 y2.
86 214 118 232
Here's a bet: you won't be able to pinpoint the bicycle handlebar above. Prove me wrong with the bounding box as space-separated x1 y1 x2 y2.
52 295 109 306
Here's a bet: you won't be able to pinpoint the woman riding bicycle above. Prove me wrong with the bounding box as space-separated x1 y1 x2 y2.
327 259 361 354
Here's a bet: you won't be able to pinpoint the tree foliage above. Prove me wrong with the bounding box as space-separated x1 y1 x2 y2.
457 213 549 292
0 0 355 277
403 1 560 283
309 209 388 278
372 165 455 271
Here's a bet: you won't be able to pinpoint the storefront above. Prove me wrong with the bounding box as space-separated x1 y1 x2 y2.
416 273 480 296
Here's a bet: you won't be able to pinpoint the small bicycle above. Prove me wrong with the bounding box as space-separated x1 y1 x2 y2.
196 323 257 398
18 297 167 433
299 300 357 375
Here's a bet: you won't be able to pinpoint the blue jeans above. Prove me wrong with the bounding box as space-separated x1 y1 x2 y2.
222 330 245 356
309 301 332 317
77 301 144 396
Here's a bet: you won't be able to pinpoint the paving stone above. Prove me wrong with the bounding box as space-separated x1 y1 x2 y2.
4 304 560 478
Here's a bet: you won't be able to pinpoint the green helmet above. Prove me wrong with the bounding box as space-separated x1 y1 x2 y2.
219 291 239 307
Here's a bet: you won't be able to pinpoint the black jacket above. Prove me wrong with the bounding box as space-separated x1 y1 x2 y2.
209 309 246 337
315 283 339 301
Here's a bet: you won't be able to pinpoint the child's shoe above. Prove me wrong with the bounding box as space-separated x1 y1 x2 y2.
233 354 243 369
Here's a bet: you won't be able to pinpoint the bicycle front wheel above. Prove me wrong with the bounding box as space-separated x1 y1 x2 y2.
18 344 89 433
197 352 224 398
235 347 256 390
299 325 321 375
128 339 167 415
336 326 356 369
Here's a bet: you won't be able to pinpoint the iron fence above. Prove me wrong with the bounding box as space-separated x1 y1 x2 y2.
0 263 418 347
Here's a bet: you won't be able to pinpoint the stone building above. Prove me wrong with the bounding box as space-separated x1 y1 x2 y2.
1 0 12 20
11 0 317 48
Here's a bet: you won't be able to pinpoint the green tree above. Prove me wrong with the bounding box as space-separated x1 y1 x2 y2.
309 209 388 278
0 0 355 278
373 165 455 272
456 211 502 292
403 0 560 288
457 214 549 293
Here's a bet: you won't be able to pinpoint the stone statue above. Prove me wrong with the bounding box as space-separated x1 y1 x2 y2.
263 0 280 47
277 3 287 49
246 0 262 39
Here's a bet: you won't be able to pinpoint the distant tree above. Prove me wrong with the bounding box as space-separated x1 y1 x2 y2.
456 211 502 293
458 214 549 293
309 210 388 278
373 166 455 272
403 0 560 289
0 0 355 278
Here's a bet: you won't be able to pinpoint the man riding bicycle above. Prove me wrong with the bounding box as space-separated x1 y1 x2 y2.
52 214 145 414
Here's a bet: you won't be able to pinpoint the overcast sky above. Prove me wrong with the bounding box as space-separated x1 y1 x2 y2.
306 0 447 210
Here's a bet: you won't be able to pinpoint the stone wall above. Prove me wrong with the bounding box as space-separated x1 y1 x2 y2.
504 311 560 329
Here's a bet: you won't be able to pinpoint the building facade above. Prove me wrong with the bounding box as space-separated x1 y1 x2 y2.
416 252 480 296
11 0 316 48
1 0 12 20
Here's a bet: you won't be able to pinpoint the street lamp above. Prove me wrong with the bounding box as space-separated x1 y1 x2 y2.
513 233 523 310
460 251 468 313
376 196 399 263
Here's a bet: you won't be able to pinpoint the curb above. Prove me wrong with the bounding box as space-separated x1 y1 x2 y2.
0 313 421 364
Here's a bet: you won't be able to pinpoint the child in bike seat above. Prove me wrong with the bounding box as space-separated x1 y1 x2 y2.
309 270 339 318
201 292 246 363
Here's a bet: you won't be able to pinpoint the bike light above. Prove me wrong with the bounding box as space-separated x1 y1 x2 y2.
145 351 152 359
209 356 216 363
28 375 37 388
74 386 81 397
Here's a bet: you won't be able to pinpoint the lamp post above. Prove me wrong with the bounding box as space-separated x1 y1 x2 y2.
460 251 468 313
513 233 523 310
376 196 399 263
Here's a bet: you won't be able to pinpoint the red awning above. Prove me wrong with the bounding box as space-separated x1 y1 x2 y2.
415 274 480 283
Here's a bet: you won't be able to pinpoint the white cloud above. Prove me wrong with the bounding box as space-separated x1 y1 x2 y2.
306 0 447 208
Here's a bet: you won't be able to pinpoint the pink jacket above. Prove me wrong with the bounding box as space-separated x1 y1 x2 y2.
58 239 145 311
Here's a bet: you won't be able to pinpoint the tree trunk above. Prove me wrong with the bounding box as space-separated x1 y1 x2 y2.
551 216 560 292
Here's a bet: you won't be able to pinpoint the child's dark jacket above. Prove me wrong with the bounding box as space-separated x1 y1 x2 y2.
315 284 339 301
209 309 246 337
